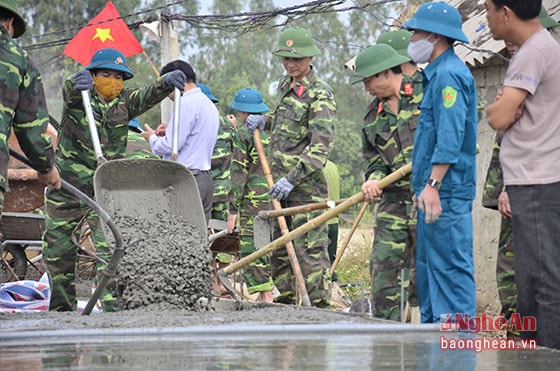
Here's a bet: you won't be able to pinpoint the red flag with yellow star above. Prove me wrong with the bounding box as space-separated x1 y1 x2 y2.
62 1 143 65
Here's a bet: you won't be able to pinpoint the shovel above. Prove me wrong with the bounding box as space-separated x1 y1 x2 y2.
8 149 123 316
253 129 311 307
218 162 413 298
83 89 207 239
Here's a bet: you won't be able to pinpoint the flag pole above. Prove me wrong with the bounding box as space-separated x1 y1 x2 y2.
142 50 160 77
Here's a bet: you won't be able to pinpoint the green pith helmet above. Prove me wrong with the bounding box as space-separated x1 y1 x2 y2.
377 29 412 58
539 6 559 29
272 27 320 58
351 44 410 85
0 0 26 38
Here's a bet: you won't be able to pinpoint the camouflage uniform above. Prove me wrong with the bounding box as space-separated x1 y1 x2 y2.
43 72 172 312
211 116 235 221
482 132 516 319
126 129 159 159
0 29 56 210
363 72 422 321
228 124 273 294
265 67 336 307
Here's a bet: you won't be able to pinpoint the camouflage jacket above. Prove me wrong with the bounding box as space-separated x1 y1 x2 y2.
265 67 336 201
482 132 503 210
211 116 236 203
362 73 422 197
126 129 159 159
0 29 55 192
56 72 172 196
228 124 270 231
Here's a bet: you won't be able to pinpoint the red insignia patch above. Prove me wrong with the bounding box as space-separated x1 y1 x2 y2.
296 84 306 97
404 83 413 96
377 101 383 115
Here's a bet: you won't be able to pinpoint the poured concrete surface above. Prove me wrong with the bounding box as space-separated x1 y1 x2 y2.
2 302 559 370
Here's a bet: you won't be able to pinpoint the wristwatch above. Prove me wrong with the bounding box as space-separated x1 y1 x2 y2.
427 178 442 191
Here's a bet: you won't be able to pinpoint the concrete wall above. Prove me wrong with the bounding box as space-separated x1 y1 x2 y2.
470 56 508 315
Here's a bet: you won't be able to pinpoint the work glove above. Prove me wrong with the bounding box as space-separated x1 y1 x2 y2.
164 70 186 92
246 114 266 133
269 177 294 200
74 69 93 91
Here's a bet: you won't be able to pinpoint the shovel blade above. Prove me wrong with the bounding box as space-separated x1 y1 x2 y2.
93 158 207 237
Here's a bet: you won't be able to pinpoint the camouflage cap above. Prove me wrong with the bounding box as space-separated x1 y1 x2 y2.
539 6 559 29
351 44 410 85
377 29 412 58
272 27 320 58
0 0 26 38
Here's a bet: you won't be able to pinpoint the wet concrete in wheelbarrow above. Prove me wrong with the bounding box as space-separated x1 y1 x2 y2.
2 217 560 369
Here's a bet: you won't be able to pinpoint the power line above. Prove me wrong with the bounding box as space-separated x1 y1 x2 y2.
21 0 399 51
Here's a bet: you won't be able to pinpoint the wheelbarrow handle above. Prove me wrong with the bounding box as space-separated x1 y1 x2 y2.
218 162 412 278
81 90 105 165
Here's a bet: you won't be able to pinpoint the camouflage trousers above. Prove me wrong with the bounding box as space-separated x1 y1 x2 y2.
239 218 273 294
271 201 331 308
496 216 516 319
43 188 117 312
370 199 417 321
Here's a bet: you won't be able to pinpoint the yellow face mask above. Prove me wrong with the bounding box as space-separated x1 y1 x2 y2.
93 76 124 101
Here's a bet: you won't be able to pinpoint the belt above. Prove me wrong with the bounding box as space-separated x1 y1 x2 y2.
189 169 210 176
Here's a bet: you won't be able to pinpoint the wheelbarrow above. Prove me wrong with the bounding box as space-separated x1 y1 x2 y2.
82 90 207 240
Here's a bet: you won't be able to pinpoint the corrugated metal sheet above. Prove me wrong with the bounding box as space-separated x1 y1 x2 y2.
449 0 560 67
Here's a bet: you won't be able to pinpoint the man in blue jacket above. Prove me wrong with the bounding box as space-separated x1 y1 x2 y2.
404 1 478 323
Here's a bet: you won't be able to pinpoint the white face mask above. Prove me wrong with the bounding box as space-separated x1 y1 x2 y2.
407 34 436 63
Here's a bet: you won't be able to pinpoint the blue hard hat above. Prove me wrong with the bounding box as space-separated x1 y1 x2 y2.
86 48 134 80
228 88 269 114
403 2 469 44
196 83 219 103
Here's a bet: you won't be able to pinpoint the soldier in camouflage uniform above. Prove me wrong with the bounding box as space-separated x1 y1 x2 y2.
482 132 516 319
353 42 422 321
226 88 274 303
0 0 60 210
196 83 234 222
246 27 336 307
43 48 186 312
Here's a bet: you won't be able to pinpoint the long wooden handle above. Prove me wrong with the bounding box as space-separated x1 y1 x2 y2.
220 163 412 278
253 129 311 307
257 198 348 219
330 202 368 276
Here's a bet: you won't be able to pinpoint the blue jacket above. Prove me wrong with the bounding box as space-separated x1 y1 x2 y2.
412 48 478 200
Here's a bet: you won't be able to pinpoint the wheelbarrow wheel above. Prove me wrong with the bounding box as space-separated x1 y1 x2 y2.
1 244 28 281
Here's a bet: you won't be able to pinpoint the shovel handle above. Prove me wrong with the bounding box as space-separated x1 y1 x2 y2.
253 129 312 307
258 198 348 219
330 202 369 276
219 162 412 278
81 90 105 165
